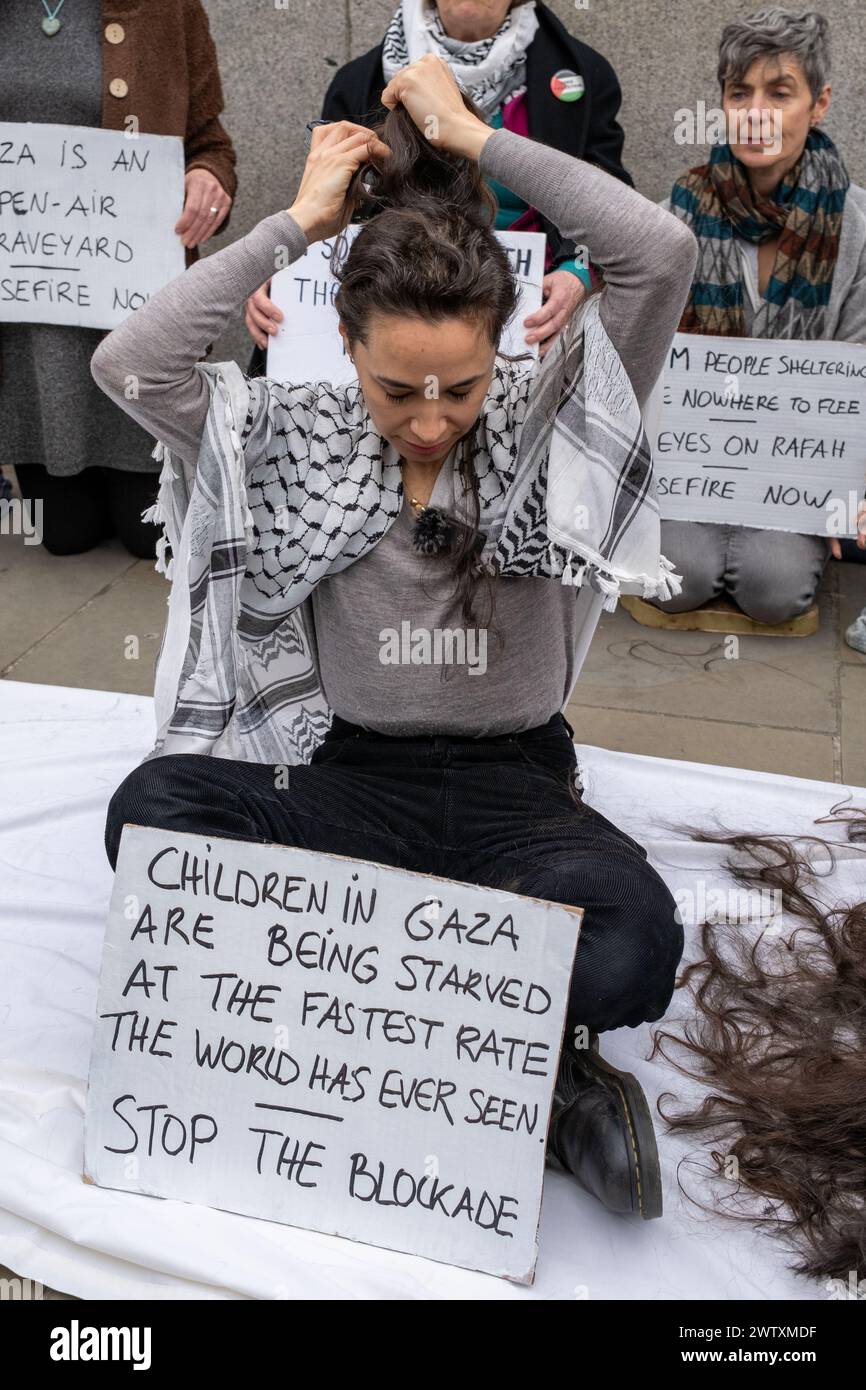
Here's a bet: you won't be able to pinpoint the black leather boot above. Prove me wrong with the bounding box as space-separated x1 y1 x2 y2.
547 1033 663 1220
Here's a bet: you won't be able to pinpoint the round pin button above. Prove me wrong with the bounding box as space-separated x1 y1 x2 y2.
551 69 585 102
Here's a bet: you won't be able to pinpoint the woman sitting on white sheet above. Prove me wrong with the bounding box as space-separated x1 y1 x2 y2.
652 7 866 626
91 57 697 1221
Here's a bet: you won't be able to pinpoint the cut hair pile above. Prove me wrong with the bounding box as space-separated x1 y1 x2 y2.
652 805 866 1285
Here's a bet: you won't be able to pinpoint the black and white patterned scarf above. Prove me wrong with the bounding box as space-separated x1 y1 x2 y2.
146 297 680 767
381 0 539 116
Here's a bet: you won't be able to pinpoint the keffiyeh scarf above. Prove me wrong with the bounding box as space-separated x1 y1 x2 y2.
670 127 849 339
146 296 680 767
381 0 539 116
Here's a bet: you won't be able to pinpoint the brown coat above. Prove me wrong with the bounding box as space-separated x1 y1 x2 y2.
100 0 237 222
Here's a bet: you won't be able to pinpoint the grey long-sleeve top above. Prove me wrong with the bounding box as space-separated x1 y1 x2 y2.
90 128 697 736
91 128 697 466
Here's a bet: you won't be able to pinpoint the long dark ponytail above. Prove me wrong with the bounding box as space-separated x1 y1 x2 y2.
333 98 520 627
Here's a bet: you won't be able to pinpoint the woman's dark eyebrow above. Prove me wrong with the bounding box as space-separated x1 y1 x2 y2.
375 373 486 390
728 73 796 89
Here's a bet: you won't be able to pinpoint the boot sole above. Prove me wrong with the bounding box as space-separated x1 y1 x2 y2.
588 1050 663 1220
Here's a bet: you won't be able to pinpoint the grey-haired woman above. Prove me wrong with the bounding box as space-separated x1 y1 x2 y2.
653 7 866 626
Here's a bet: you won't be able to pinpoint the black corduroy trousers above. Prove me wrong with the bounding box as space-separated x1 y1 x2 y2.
105 713 683 1038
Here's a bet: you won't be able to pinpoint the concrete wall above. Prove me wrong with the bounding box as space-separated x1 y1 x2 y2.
204 0 866 363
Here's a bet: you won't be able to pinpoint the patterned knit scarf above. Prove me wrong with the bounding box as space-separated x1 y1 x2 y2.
669 127 849 339
381 0 539 116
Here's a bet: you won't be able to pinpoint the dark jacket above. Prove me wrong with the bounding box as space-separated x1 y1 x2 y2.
321 0 633 267
248 2 632 374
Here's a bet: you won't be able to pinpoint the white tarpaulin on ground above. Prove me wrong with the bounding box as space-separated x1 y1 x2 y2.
654 333 866 536
0 121 185 329
85 826 580 1283
266 229 545 386
1 681 862 1300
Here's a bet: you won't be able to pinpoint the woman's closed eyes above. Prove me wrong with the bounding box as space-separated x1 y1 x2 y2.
383 389 473 403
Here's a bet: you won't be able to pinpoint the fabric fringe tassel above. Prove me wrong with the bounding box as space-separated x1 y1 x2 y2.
140 442 180 579
549 541 682 612
242 501 256 553
592 569 621 611
154 532 172 579
150 440 179 482
640 552 683 604
216 381 256 555
558 550 587 589
220 379 254 677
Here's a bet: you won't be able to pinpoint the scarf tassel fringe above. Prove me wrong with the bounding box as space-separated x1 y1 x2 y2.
548 544 684 612
226 402 255 675
140 441 180 580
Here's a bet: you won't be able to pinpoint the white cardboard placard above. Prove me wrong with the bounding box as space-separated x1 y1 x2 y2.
655 333 866 536
0 121 185 329
266 228 546 386
84 825 581 1284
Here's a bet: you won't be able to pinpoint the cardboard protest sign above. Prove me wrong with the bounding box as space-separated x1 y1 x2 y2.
85 825 581 1284
0 121 185 330
266 228 547 387
654 333 866 537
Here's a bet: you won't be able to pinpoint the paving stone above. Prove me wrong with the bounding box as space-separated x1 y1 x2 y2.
837 559 866 666
565 703 838 781
4 561 168 696
0 531 136 675
566 575 839 734
841 665 866 786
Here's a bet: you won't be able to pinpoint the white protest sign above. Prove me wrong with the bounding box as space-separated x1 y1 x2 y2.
266 228 546 386
654 333 866 536
0 121 186 330
85 825 581 1284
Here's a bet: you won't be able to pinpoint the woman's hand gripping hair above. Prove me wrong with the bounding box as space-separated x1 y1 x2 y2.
288 122 392 245
380 53 494 163
258 64 492 349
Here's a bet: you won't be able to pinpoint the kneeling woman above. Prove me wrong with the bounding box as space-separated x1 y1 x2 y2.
654 8 866 625
92 55 697 1221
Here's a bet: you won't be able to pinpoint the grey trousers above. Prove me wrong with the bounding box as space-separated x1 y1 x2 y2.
651 521 828 624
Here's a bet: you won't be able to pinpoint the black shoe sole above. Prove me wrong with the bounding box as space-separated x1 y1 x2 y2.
586 1050 663 1220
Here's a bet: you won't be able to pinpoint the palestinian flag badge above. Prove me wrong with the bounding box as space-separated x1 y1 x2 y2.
550 69 585 102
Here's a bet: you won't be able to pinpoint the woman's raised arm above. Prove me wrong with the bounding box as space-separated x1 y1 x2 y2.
381 55 698 410
90 212 308 465
478 129 697 407
91 122 388 466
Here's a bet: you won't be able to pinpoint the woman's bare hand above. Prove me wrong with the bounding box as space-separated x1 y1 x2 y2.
524 270 587 357
288 121 391 245
380 53 493 162
245 281 282 351
175 168 232 248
